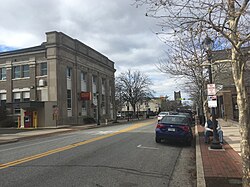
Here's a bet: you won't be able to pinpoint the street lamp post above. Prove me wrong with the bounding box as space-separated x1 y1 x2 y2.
203 36 222 149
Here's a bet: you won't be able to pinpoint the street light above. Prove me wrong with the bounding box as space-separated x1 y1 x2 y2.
203 36 222 149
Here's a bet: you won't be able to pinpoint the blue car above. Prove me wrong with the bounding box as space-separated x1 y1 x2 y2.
155 115 193 145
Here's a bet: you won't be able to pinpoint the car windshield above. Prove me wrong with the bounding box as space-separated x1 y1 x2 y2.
161 116 188 125
159 112 168 115
178 113 191 118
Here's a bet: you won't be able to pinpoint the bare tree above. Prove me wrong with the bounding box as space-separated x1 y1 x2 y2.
114 82 125 119
158 29 231 122
157 30 209 117
135 0 250 185
116 69 154 115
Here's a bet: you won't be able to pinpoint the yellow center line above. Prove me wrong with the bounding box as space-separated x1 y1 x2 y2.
0 121 154 170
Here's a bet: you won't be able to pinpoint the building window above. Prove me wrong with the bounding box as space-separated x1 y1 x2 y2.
92 75 97 85
13 65 30 79
81 72 86 81
0 68 6 80
81 100 87 116
67 67 72 79
13 92 21 114
0 93 6 107
82 101 86 110
13 66 21 79
81 72 87 91
92 75 97 95
67 89 72 109
41 62 47 76
23 92 30 101
13 92 21 102
22 65 29 78
102 78 106 95
82 100 86 109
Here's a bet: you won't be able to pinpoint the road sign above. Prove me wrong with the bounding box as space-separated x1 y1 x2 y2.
207 84 216 95
208 95 217 108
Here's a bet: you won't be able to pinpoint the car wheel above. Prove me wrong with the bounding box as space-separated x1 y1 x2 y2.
155 137 161 143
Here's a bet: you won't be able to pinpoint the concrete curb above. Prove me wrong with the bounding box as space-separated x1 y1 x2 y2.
195 125 206 187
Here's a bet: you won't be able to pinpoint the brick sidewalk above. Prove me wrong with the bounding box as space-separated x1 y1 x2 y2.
198 125 242 187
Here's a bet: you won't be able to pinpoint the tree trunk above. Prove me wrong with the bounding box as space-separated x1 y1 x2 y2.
132 104 136 117
231 48 250 186
203 95 209 124
235 80 250 187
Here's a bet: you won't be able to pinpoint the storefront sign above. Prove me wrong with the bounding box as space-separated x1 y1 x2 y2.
80 92 92 100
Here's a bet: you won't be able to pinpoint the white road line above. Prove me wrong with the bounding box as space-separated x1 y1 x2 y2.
137 144 159 150
96 131 118 135
84 131 119 135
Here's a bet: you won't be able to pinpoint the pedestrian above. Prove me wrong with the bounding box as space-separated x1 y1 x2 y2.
204 114 224 144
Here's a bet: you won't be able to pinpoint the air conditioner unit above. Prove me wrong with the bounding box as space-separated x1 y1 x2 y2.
38 79 46 87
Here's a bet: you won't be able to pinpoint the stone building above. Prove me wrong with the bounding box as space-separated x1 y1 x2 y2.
0 31 116 127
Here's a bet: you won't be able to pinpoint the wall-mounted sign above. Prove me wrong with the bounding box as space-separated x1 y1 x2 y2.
80 92 92 100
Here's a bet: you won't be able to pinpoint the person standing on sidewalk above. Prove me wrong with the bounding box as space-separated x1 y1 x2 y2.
204 114 224 144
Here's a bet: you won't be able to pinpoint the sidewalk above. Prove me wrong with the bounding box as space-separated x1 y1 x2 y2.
196 118 242 187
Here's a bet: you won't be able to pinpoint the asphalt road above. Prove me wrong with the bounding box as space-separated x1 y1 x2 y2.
0 119 195 187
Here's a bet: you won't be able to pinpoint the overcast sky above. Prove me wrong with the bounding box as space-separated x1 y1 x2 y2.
0 0 188 99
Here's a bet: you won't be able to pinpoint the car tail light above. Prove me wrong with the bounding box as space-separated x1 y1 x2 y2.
156 124 164 129
179 125 189 132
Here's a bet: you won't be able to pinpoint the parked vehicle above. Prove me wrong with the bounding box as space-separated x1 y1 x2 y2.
157 111 170 121
116 112 122 118
177 112 194 127
155 115 193 145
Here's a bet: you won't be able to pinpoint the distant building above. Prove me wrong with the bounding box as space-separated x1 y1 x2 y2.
174 91 182 105
118 95 182 117
0 31 116 127
118 98 161 117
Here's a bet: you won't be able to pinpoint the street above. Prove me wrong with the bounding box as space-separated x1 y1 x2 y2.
0 119 195 187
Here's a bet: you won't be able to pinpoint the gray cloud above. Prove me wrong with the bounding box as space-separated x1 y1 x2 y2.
0 0 187 99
